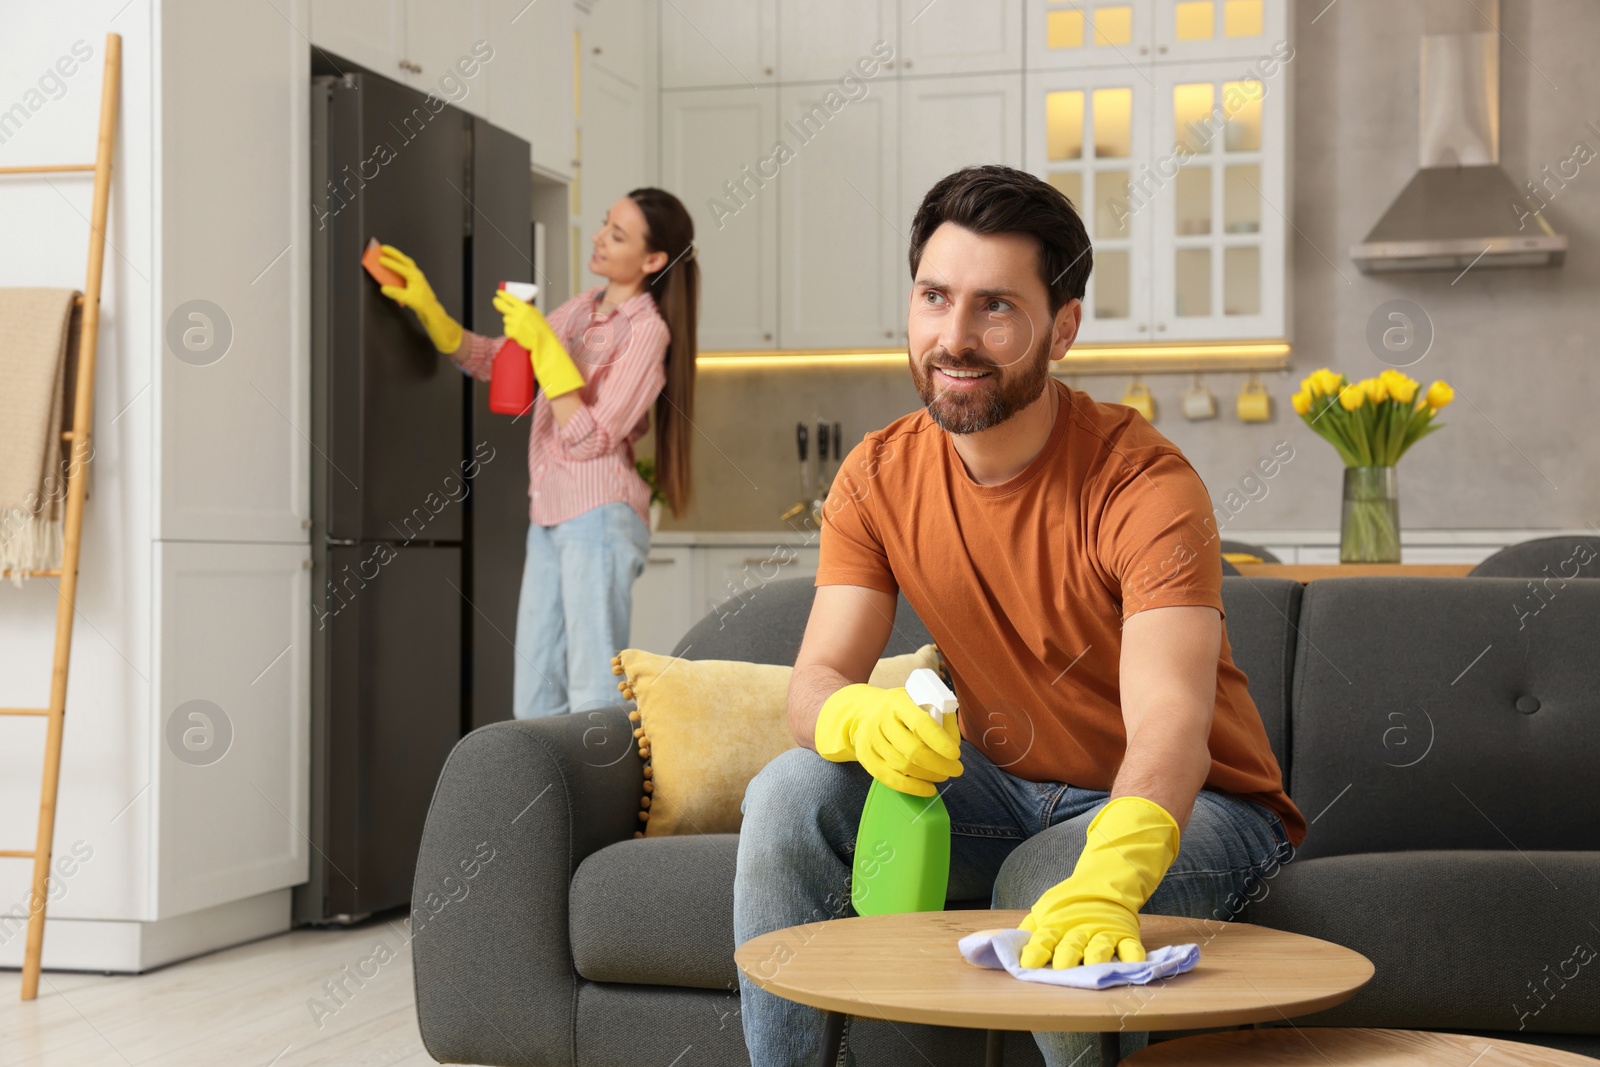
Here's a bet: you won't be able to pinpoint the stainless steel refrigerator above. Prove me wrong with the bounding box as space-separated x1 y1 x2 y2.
302 67 532 923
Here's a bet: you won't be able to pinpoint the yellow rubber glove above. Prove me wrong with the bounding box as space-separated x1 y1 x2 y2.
813 684 963 797
493 289 586 400
1018 796 1180 969
376 245 463 355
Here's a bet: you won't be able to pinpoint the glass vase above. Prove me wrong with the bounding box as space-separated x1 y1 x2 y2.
1340 466 1400 563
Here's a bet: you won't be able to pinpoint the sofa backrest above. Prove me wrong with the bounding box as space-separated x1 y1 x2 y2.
1219 576 1300 778
672 578 933 664
672 575 1298 779
1288 576 1600 861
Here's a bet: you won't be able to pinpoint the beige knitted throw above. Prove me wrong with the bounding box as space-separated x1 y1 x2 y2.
0 288 79 582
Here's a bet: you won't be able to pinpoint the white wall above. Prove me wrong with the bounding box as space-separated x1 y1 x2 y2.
0 0 159 931
0 0 313 967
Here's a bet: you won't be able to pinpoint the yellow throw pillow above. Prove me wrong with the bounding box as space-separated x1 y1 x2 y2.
610 644 942 838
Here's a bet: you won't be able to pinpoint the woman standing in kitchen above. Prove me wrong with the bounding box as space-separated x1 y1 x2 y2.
377 188 698 719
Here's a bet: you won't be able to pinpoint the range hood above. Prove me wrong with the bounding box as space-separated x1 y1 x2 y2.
1351 27 1566 273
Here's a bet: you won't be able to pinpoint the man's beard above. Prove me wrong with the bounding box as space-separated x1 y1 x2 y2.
911 334 1053 435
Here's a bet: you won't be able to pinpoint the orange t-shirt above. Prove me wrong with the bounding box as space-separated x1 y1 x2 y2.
816 379 1306 846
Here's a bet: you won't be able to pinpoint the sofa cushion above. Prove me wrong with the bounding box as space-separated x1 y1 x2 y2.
1245 850 1600 1035
615 644 939 837
1218 576 1300 776
1288 577 1600 860
571 834 739 990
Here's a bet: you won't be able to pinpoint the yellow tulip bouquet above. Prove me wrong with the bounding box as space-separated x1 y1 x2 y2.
1290 368 1454 561
1291 368 1453 467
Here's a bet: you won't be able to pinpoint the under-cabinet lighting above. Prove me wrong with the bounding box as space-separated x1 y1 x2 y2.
696 341 1291 372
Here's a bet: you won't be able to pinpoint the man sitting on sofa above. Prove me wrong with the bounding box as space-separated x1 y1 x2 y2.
734 165 1306 1067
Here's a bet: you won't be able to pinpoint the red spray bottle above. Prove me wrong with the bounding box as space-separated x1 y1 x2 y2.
488 281 540 416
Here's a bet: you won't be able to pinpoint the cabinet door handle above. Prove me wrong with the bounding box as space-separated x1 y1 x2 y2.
1138 322 1149 332
903 59 913 68
1156 322 1167 332
593 46 602 54
764 332 773 341
764 66 774 75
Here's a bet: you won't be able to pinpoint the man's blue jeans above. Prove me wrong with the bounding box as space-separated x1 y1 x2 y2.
512 501 650 718
734 738 1293 1067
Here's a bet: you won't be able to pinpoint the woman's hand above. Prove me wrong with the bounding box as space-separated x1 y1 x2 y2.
493 289 585 399
376 244 464 354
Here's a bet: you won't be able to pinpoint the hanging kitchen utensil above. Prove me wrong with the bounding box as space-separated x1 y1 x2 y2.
1237 375 1272 422
1121 379 1156 422
1182 374 1218 420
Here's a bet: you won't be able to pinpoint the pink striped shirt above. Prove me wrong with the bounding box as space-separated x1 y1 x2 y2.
452 285 670 527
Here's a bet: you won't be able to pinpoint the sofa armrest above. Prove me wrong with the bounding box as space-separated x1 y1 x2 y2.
411 708 641 1067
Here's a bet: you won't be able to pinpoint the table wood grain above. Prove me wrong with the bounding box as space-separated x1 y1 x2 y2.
733 911 1373 1033
1124 1026 1599 1065
1232 563 1476 580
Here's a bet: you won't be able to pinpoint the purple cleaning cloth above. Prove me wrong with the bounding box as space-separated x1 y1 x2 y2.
958 928 1200 989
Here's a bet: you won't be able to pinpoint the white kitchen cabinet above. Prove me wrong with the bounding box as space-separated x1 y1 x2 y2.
1025 53 1288 341
1150 0 1288 62
160 2 310 544
307 0 406 77
1027 0 1156 70
486 0 574 175
309 0 488 115
587 0 651 82
579 61 647 224
899 73 1024 320
1024 67 1152 344
777 83 900 350
778 0 897 83
403 0 488 114
659 0 778 89
629 547 696 653
1027 0 1285 69
662 87 780 349
153 542 310 919
1148 59 1287 339
698 545 822 619
898 0 1023 76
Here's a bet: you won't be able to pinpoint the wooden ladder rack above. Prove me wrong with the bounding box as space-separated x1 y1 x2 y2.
0 31 120 1001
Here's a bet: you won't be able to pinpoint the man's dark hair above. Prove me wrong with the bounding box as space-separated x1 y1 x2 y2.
907 165 1093 314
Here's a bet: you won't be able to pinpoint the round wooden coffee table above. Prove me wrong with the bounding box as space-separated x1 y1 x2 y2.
734 910 1373 1067
1123 1027 1600 1064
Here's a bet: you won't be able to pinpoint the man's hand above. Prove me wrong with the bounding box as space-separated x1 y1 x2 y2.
813 684 963 797
1018 796 1180 968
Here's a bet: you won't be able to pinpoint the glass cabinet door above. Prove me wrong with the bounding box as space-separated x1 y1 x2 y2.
1150 0 1288 63
1026 0 1156 70
1025 68 1151 344
1149 61 1287 339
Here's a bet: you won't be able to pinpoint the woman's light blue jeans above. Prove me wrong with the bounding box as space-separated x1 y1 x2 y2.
512 501 650 718
734 739 1294 1067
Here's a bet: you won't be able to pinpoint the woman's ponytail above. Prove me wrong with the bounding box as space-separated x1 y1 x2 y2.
629 187 698 519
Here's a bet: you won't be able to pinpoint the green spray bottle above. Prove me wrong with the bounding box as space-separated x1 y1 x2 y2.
851 668 958 915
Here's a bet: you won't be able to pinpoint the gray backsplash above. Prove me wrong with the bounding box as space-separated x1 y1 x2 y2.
655 0 1598 536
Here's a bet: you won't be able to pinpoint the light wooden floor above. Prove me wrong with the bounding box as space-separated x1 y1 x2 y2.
0 914 477 1066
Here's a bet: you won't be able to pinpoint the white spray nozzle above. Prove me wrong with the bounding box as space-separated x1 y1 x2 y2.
905 668 958 726
500 280 540 302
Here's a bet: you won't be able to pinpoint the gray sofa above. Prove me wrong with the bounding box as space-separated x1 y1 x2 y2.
411 576 1600 1066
